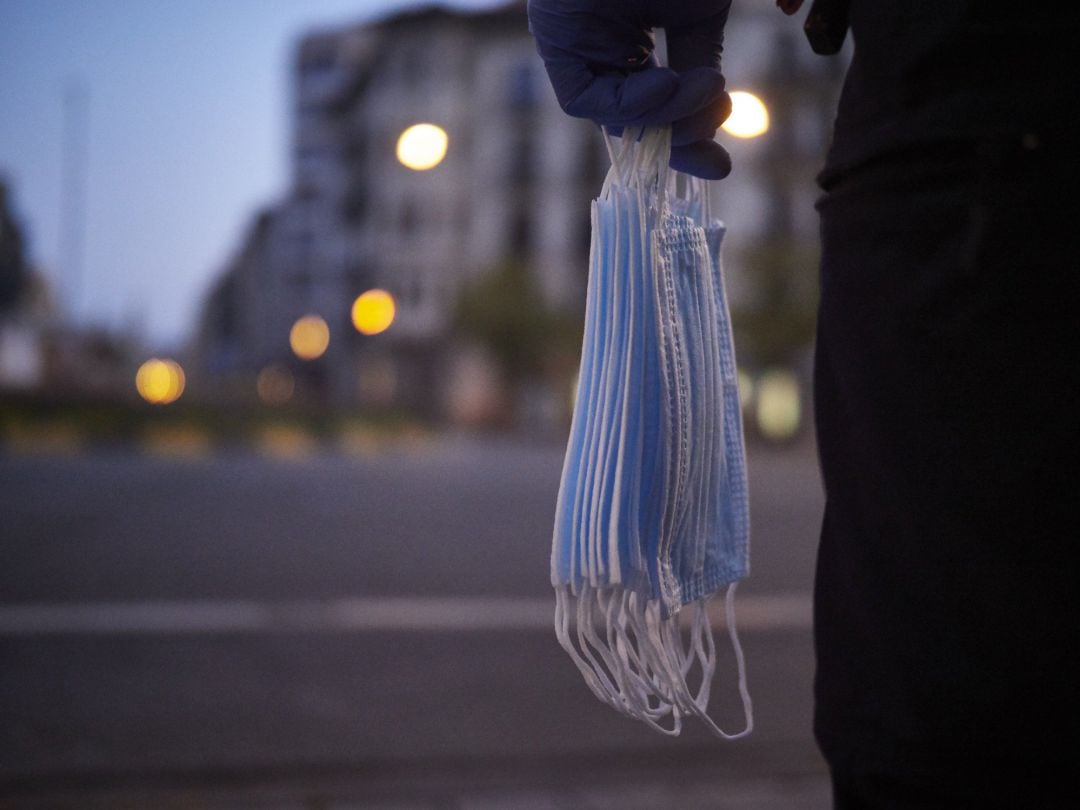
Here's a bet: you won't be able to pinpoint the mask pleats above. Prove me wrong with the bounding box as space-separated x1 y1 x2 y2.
551 127 752 739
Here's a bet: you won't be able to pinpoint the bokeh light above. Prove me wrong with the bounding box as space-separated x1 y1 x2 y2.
722 91 770 139
289 315 330 360
737 368 754 412
256 364 295 405
755 369 801 441
136 358 185 405
396 123 448 170
351 289 396 336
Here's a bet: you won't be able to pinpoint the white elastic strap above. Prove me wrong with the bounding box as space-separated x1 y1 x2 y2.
553 583 752 740
554 587 611 706
601 127 626 191
695 583 753 740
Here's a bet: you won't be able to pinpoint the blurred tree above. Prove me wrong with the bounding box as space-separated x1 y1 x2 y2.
453 261 582 387
732 238 819 368
0 177 30 313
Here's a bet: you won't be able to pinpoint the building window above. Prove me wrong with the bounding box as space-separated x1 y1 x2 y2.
509 208 531 258
508 62 538 110
577 207 591 258
295 144 333 162
455 203 470 236
399 48 429 89
580 135 606 189
347 261 373 293
288 270 314 297
510 129 534 184
342 186 366 224
298 55 342 99
399 201 419 235
301 49 336 77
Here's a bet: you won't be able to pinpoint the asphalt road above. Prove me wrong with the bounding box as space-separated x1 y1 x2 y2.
0 434 829 809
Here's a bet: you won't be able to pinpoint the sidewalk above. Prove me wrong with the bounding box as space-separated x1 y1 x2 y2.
5 774 832 810
1 438 827 810
3 745 833 810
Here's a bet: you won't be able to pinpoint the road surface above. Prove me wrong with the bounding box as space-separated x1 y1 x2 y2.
0 434 829 808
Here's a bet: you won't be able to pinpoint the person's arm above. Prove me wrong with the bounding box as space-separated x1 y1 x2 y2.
527 0 735 179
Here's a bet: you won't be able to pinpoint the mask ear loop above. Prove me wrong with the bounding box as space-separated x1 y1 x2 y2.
609 590 681 728
615 590 684 736
559 124 747 741
651 142 752 741
649 127 673 222
555 585 618 707
606 590 681 732
601 127 628 197
699 176 714 225
674 585 754 741
556 585 684 736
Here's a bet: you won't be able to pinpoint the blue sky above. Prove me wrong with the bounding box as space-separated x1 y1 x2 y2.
0 0 505 349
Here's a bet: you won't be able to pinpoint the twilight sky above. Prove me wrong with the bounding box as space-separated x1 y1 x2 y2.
0 0 505 349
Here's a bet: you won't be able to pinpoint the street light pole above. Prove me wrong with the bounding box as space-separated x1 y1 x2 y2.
59 79 90 326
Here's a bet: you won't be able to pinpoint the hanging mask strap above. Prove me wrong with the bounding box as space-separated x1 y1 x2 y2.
691 583 753 740
600 127 626 195
599 127 674 215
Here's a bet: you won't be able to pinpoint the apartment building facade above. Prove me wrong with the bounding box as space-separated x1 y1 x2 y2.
194 1 845 424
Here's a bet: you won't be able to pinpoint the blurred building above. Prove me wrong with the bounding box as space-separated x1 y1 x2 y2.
2 177 136 397
193 1 845 425
713 7 847 373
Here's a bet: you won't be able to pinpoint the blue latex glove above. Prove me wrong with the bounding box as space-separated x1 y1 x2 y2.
528 0 734 179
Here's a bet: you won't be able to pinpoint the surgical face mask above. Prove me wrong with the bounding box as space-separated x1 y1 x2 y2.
551 128 751 739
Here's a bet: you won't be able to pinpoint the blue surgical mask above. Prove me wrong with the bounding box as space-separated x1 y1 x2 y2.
552 128 752 738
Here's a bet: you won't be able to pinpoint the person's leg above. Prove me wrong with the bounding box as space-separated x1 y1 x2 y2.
812 135 1080 806
830 757 1080 810
831 769 961 810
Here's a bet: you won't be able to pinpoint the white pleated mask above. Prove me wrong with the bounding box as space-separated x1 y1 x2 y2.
551 128 752 738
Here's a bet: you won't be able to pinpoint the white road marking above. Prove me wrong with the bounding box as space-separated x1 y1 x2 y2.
0 594 812 637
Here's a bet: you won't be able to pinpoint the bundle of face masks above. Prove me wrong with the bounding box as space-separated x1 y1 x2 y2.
552 127 752 738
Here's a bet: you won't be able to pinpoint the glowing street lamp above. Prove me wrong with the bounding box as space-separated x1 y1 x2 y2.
722 91 770 139
755 369 801 441
351 288 396 336
289 314 330 360
136 358 185 405
396 123 448 170
256 364 295 405
737 368 754 412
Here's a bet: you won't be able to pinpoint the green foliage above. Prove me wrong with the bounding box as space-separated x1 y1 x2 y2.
0 178 30 313
732 239 819 367
453 261 582 385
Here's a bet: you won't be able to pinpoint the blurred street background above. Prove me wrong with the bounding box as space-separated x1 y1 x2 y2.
2 1 847 806
1 436 828 809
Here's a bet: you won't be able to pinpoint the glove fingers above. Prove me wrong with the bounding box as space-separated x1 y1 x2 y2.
528 0 735 180
543 60 725 131
632 66 725 128
671 90 731 146
559 64 680 125
602 133 732 181
664 9 731 74
670 140 732 180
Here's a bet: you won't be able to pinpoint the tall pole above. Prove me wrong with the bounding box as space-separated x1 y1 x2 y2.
59 79 89 327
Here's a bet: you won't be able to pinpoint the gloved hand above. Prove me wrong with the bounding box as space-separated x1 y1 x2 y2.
528 0 734 179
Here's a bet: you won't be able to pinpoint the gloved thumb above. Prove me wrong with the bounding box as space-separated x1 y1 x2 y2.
672 85 731 146
670 140 732 180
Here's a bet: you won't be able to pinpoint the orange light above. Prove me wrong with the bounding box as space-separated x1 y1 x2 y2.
755 369 801 440
289 315 330 360
351 289 396 336
722 91 770 139
136 358 185 405
396 123 448 170
256 364 295 405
